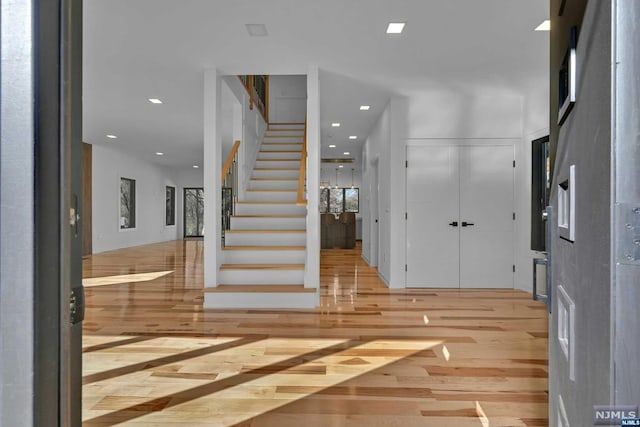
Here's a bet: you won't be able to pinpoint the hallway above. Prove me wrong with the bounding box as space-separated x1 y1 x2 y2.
82 240 548 426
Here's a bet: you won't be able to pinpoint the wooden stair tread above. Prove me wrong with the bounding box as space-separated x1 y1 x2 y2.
247 189 296 192
261 142 303 145
264 136 303 139
250 177 298 181
222 245 305 251
259 150 301 153
255 159 301 162
205 285 314 293
254 167 299 171
220 264 304 270
237 201 300 205
225 229 305 234
231 214 305 218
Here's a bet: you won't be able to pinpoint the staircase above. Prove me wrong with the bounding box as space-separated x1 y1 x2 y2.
205 123 317 308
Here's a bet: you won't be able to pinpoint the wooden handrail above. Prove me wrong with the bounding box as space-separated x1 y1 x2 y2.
221 140 241 181
296 121 308 206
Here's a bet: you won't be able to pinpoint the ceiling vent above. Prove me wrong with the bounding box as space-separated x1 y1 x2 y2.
246 24 268 37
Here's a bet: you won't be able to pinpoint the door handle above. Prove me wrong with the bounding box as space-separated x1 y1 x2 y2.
69 286 85 324
461 221 474 227
448 221 458 227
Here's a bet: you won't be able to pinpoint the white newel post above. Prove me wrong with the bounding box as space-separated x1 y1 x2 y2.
204 68 222 288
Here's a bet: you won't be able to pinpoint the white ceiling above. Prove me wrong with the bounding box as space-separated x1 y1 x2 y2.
83 0 549 171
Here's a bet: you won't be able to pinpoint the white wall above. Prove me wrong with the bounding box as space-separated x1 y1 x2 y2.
92 144 180 253
220 79 239 162
361 83 549 290
269 75 307 123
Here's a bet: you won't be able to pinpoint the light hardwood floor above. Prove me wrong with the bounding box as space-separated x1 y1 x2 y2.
82 240 549 426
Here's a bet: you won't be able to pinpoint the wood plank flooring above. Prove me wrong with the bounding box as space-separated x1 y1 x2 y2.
82 240 549 426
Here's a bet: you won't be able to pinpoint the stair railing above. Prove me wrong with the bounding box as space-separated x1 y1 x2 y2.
238 75 269 123
296 121 308 206
221 140 241 247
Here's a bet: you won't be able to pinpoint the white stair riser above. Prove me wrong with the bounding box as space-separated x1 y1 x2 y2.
222 250 305 264
260 138 302 146
225 232 305 246
252 169 299 179
230 216 305 230
265 130 304 136
258 151 301 160
261 144 303 151
205 291 316 309
249 180 298 190
255 160 301 169
268 124 305 129
219 269 304 285
244 191 297 202
261 138 304 144
235 203 307 216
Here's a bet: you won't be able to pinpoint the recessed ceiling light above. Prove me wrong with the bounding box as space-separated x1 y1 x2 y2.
331 122 341 127
339 165 344 168
193 165 199 169
343 151 350 155
329 144 336 148
359 105 370 111
246 24 268 37
148 98 163 104
386 22 406 34
349 136 357 140
106 134 118 139
155 152 164 156
535 20 550 31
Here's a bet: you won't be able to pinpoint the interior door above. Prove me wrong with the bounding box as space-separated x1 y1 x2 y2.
406 146 460 287
63 0 85 424
459 145 515 288
406 144 514 289
370 160 379 266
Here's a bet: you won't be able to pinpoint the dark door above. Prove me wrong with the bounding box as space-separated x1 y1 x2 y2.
34 0 85 425
184 188 205 237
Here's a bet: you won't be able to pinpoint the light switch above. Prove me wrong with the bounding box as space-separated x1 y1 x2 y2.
558 165 576 242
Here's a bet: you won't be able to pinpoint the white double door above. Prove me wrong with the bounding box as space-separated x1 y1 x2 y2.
406 144 514 288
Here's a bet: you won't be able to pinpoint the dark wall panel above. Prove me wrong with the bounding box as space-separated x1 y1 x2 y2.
549 0 612 426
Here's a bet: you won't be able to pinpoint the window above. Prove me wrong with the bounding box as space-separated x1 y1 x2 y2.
184 188 204 237
165 186 176 226
329 188 344 214
344 188 359 212
320 187 359 214
120 177 136 229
